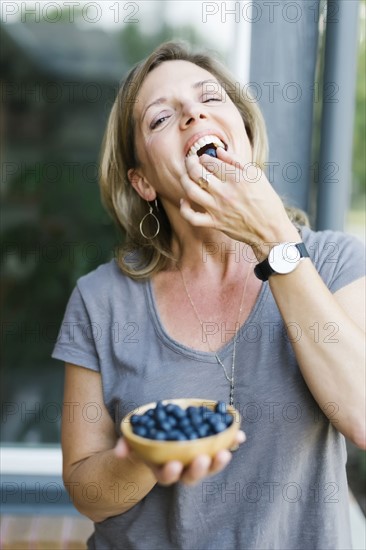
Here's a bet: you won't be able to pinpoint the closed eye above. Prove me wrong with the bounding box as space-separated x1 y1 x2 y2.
150 115 171 129
202 95 223 103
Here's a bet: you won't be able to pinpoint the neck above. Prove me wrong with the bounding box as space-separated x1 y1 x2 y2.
165 204 255 281
173 230 255 283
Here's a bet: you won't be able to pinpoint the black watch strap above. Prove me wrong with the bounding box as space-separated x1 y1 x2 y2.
254 242 309 282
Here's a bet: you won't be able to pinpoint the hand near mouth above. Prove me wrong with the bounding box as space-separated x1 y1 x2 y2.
180 147 300 257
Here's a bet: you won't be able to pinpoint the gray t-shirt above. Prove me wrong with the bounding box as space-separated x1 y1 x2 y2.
52 227 365 550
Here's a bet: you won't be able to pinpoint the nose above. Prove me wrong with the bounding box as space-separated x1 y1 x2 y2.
180 101 207 129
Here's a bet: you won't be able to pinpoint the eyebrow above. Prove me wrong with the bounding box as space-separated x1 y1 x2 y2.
141 79 220 123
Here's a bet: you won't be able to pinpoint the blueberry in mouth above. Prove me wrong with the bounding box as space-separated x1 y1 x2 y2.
197 143 218 158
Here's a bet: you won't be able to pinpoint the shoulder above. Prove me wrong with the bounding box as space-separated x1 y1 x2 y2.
301 226 365 262
76 258 120 288
75 258 145 306
301 226 365 292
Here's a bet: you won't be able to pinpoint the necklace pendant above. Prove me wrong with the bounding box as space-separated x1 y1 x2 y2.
229 385 239 451
178 264 252 419
229 386 234 407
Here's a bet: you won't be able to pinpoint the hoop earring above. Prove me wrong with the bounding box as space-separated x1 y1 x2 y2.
139 200 160 239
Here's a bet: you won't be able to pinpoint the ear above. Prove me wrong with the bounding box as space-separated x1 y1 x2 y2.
128 169 157 202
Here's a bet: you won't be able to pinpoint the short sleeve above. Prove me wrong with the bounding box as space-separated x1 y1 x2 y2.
51 285 100 372
329 234 365 293
302 227 366 294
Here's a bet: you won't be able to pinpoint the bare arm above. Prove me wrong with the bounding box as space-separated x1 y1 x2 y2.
269 268 366 449
180 148 366 449
62 363 245 523
62 363 157 522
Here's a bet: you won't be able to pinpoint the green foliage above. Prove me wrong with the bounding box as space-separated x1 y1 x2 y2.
351 7 366 205
118 22 205 66
1 18 204 443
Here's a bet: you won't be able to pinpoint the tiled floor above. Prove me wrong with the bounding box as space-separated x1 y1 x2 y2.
1 493 365 550
0 515 93 550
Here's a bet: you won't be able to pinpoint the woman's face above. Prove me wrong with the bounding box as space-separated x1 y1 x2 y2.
131 60 252 206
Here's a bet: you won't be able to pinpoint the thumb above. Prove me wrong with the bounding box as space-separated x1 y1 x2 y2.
114 437 130 458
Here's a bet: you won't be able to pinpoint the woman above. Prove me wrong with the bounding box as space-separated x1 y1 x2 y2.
53 41 365 549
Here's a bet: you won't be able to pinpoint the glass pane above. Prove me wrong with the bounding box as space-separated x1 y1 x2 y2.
1 1 227 445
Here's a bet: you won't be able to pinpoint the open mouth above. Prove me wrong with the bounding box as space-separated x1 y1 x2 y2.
186 135 227 159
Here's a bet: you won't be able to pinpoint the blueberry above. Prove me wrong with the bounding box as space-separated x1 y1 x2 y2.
190 415 202 430
138 415 151 426
155 401 165 412
134 426 148 437
197 425 210 438
224 413 233 426
145 418 156 429
166 416 178 428
130 414 141 426
211 421 227 434
176 411 186 420
166 429 186 441
150 430 167 440
208 413 223 426
147 428 157 439
155 409 167 423
159 420 172 432
216 401 227 415
165 404 185 418
186 406 198 418
204 147 217 158
200 406 212 419
179 417 191 429
131 401 231 441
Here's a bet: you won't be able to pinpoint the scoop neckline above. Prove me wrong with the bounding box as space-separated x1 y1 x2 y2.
145 275 269 362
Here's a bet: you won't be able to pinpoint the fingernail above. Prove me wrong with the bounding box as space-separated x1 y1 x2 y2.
114 439 126 457
221 450 232 464
170 461 183 476
238 431 246 443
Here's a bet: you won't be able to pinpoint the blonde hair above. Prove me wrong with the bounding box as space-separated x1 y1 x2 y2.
100 40 308 279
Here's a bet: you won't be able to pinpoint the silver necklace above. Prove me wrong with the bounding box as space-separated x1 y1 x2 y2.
178 265 251 406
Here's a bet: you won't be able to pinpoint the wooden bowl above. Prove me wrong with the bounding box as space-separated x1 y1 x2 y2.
121 398 241 466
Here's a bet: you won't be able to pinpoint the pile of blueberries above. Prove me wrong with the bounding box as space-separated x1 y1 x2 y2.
130 401 233 441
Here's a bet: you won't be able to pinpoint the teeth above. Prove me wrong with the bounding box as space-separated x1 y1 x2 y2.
186 134 226 157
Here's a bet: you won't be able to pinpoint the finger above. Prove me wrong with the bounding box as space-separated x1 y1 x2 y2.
114 438 144 466
200 149 262 187
197 153 244 189
152 461 184 486
217 149 265 185
208 449 232 475
229 430 246 452
184 155 223 194
215 146 247 168
185 152 220 175
180 173 216 205
179 198 216 228
236 430 246 444
114 437 130 458
180 454 212 485
198 149 243 176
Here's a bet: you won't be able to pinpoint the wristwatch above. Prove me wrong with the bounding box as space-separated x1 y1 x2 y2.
254 242 310 281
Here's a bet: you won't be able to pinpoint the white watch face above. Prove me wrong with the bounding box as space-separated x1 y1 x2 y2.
268 243 301 274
